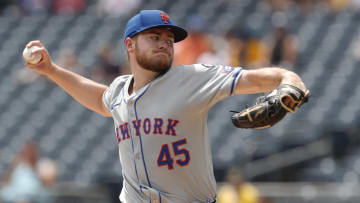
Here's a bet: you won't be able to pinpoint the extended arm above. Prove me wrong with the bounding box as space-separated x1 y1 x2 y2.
235 67 306 95
25 41 111 117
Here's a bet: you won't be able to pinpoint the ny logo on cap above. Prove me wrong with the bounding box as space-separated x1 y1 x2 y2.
160 12 169 24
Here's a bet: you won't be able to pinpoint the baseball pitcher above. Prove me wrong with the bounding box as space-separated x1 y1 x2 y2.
24 10 309 203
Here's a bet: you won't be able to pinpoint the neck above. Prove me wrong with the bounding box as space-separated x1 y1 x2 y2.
129 62 161 95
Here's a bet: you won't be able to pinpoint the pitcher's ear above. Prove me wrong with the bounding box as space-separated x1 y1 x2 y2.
125 37 135 50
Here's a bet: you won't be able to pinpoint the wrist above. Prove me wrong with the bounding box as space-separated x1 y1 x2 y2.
280 72 306 92
45 62 58 77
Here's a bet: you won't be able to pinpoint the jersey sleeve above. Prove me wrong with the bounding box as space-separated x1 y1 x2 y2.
102 75 129 111
182 64 243 111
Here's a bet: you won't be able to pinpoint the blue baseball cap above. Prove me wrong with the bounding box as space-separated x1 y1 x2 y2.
123 10 188 43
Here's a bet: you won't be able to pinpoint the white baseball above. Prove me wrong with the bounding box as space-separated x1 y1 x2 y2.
23 45 43 64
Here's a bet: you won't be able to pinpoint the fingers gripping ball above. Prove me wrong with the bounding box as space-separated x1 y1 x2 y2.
231 84 310 129
23 45 43 64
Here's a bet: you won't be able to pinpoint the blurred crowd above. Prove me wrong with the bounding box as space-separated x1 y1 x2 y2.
0 0 142 17
1 0 360 16
172 0 360 70
0 142 57 203
217 168 264 203
173 13 297 70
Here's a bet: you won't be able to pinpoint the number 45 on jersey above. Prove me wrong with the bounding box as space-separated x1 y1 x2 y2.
157 138 191 170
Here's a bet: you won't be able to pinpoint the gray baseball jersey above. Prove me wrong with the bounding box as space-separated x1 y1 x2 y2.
102 64 243 203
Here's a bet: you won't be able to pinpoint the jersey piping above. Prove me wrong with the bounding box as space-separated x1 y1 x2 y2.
134 84 153 189
230 69 243 96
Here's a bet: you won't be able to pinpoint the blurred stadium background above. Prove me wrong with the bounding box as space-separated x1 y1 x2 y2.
1 0 360 202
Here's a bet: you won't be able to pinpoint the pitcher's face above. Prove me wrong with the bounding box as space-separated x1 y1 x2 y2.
133 28 175 74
